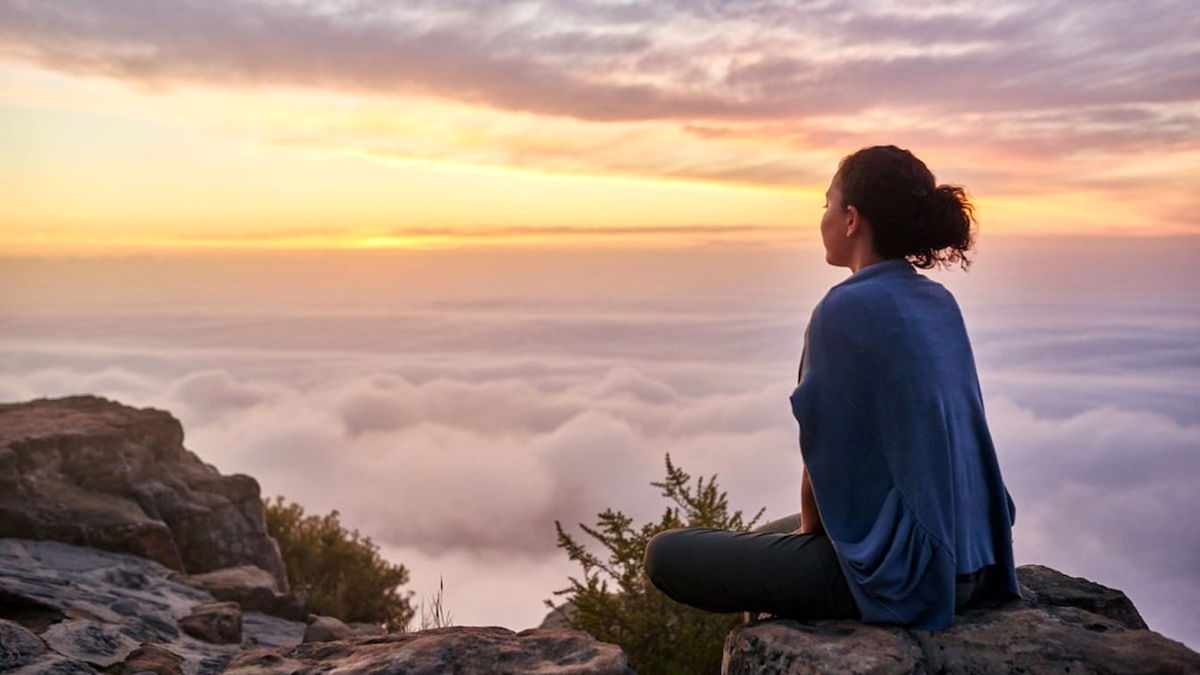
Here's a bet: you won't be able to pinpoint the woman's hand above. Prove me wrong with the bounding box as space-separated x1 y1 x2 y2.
799 466 823 535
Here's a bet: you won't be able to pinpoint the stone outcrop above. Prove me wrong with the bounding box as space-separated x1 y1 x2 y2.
302 613 354 643
0 395 636 675
179 601 243 645
723 563 1200 674
225 625 635 674
0 535 636 674
0 537 306 674
0 394 288 590
183 564 308 621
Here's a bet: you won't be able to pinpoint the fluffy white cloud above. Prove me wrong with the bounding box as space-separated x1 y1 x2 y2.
1 243 1196 645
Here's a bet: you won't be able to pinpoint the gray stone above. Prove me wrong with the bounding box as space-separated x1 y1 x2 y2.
723 620 922 675
119 642 186 675
225 626 634 675
0 395 288 590
539 600 576 630
722 563 1200 674
302 614 354 643
40 619 140 667
5 654 98 674
1015 563 1148 629
183 565 307 621
241 612 307 649
0 618 47 670
0 538 304 674
910 604 1199 674
179 602 242 645
348 621 387 637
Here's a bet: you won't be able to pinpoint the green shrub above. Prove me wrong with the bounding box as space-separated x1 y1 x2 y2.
548 453 765 675
264 495 416 632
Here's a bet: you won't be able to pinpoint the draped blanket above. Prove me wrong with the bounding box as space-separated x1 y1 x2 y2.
789 258 1021 630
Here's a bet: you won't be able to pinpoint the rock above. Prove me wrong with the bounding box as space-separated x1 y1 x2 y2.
0 618 47 670
184 565 308 620
538 600 576 630
3 653 98 674
41 619 140 668
180 601 243 644
120 642 186 675
242 612 309 649
910 605 1198 674
348 621 387 637
0 538 305 674
302 614 354 643
225 626 634 674
1015 562 1148 629
722 564 1200 674
723 620 922 674
0 395 288 590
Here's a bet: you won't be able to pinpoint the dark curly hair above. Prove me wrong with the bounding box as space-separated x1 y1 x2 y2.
835 145 977 271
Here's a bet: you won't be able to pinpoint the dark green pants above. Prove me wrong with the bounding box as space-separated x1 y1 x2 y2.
643 512 987 621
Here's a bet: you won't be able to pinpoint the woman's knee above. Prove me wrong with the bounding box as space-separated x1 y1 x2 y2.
643 528 689 587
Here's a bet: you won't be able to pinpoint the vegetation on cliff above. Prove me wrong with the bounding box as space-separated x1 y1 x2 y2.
264 496 416 632
549 454 764 675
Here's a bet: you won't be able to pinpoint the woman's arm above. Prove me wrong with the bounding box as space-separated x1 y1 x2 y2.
797 466 824 535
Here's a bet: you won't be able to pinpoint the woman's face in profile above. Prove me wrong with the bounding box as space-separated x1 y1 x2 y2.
820 173 851 267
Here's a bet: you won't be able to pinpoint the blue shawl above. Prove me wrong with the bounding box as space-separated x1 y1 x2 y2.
789 257 1021 630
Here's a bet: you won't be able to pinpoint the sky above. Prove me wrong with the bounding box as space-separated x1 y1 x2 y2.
1 0 1199 252
1 0 1199 654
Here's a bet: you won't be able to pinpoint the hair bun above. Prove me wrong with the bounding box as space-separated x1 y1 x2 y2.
835 145 977 271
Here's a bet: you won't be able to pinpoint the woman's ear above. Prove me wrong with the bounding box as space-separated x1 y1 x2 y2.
844 204 861 237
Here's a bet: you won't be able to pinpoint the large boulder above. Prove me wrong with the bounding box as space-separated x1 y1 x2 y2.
225 626 634 674
723 564 1200 674
183 565 308 621
0 395 288 590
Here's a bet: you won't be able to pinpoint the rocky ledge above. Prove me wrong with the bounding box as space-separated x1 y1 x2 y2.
1 536 630 674
0 395 288 589
0 395 634 674
724 563 1199 674
0 537 307 674
2 395 1197 674
224 626 633 674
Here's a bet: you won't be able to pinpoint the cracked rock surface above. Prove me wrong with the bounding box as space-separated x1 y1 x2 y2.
723 564 1200 674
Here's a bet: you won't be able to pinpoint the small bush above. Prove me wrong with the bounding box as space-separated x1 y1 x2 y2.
264 495 416 632
548 453 765 675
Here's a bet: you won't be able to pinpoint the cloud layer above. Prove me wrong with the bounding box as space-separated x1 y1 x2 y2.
1 241 1197 644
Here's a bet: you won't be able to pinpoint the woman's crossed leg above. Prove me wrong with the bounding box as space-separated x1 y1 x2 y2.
642 512 861 621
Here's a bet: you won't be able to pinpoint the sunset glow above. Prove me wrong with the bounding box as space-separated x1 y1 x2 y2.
2 0 1199 650
2 1 1197 254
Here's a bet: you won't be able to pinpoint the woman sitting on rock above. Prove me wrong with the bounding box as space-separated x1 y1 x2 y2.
643 145 1022 631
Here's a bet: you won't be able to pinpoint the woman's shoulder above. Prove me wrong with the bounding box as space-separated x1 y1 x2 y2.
822 271 958 314
817 278 904 321
814 275 964 348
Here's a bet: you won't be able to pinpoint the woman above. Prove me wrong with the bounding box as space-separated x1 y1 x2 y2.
642 145 1022 631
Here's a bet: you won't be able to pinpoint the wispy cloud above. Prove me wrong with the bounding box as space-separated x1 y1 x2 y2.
2 0 1195 152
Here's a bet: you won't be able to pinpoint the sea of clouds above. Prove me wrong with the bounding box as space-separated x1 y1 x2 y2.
2 236 1197 648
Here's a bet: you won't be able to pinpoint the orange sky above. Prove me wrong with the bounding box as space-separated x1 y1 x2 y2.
1 1 1197 254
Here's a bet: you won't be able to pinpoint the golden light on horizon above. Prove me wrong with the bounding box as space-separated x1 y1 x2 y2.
1 8 1197 256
